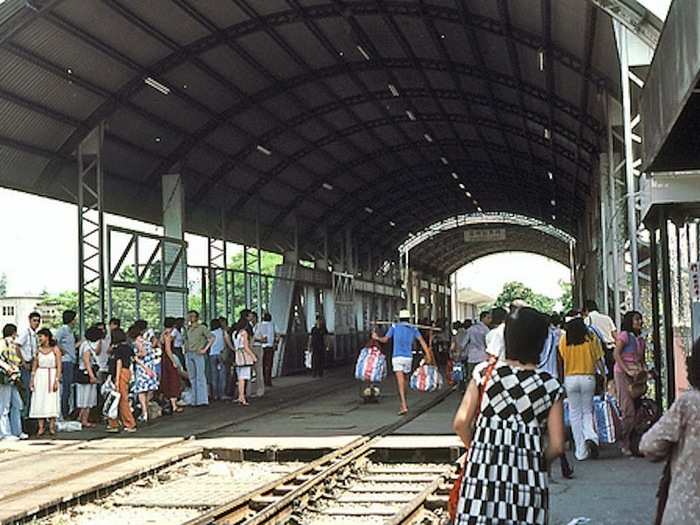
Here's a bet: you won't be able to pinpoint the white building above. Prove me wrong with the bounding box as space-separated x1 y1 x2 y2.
453 288 494 322
0 296 43 330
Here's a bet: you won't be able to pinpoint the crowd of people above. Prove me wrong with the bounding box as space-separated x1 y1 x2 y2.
0 308 278 437
447 299 699 524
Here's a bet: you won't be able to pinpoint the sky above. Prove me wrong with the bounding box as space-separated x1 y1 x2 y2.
0 188 570 299
456 252 570 302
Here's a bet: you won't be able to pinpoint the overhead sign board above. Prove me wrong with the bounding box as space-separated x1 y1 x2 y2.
690 262 700 302
464 228 507 242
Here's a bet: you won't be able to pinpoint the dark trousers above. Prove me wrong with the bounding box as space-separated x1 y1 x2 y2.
263 348 274 386
61 363 74 418
311 347 325 377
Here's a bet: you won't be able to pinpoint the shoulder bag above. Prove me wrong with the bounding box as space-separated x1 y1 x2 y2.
448 360 497 521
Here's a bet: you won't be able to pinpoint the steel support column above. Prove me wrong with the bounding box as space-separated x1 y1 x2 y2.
256 203 262 317
606 95 622 326
649 226 662 409
78 123 105 334
616 23 640 309
659 210 675 406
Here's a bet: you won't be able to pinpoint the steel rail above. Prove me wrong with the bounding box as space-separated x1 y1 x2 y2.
186 386 456 525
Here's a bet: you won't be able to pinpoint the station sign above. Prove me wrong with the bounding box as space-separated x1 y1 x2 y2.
464 228 507 242
690 262 700 302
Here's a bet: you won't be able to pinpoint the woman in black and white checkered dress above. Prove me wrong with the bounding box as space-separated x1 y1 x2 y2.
453 307 566 524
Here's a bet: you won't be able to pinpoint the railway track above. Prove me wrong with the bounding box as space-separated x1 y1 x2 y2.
184 386 456 525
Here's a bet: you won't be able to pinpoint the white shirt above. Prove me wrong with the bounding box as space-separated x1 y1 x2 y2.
96 334 111 372
172 327 184 348
255 321 275 349
17 327 38 362
485 323 506 360
585 311 616 347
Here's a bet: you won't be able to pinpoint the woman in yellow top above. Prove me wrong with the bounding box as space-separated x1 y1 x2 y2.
559 315 605 461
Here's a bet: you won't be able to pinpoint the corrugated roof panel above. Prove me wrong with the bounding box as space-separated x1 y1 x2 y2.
54 0 172 67
0 98 74 150
10 17 135 91
276 22 337 69
0 145 51 189
199 45 273 95
130 88 210 131
114 0 210 47
0 48 104 121
163 61 239 114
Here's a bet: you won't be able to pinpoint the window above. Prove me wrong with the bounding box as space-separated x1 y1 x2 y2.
2 306 15 316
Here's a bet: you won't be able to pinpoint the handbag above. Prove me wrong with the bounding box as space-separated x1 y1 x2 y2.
234 348 254 367
102 389 120 419
409 363 444 392
75 362 99 384
448 361 496 521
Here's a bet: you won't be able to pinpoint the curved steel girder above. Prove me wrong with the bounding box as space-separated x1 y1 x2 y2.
329 176 582 245
13 1 612 194
148 58 602 185
587 0 662 49
267 138 588 231
410 232 570 275
221 112 593 219
315 157 582 227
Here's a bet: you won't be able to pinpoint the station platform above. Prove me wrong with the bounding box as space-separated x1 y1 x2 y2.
0 367 662 524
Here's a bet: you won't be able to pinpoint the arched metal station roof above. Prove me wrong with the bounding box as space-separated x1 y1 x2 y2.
409 223 570 275
0 0 643 271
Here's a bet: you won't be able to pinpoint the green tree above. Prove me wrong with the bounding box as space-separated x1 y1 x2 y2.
0 273 7 297
228 250 282 275
557 279 573 313
494 281 555 313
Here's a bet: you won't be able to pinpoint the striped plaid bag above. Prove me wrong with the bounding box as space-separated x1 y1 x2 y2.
409 363 444 392
354 344 387 383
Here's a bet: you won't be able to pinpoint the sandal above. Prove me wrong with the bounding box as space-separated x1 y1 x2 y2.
398 408 408 416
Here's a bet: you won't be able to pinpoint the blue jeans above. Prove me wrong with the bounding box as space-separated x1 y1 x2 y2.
0 384 22 436
209 354 227 400
61 362 74 418
185 352 208 406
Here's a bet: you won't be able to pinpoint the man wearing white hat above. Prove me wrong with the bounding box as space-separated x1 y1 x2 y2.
373 310 434 415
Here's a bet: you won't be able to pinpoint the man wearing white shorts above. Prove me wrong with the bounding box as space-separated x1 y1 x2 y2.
373 310 433 415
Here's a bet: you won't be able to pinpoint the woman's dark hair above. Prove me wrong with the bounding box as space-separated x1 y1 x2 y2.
62 310 77 325
490 307 507 326
621 310 643 335
163 317 176 329
126 325 141 341
37 328 56 347
232 317 248 333
3 323 17 338
687 338 700 389
85 325 102 343
504 307 549 365
564 317 588 346
210 318 221 331
134 319 147 333
550 313 562 327
111 328 127 346
263 312 272 322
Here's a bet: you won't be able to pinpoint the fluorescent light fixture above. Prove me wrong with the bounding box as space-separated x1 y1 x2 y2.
477 207 483 213
388 84 399 97
424 133 433 143
66 67 73 75
544 127 551 140
154 136 161 143
551 199 556 206
552 214 556 220
451 172 459 180
357 45 370 61
458 183 465 190
440 34 446 39
338 51 344 56
473 200 479 206
538 49 545 71
364 206 374 214
466 191 472 198
389 221 396 227
144 76 170 95
547 171 554 180
256 145 272 156
440 157 448 165
406 110 416 121
322 182 334 191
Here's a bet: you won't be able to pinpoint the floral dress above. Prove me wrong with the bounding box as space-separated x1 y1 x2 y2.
456 362 563 524
133 338 159 393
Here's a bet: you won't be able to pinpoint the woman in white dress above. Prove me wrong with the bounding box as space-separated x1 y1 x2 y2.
75 326 101 428
30 328 62 437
